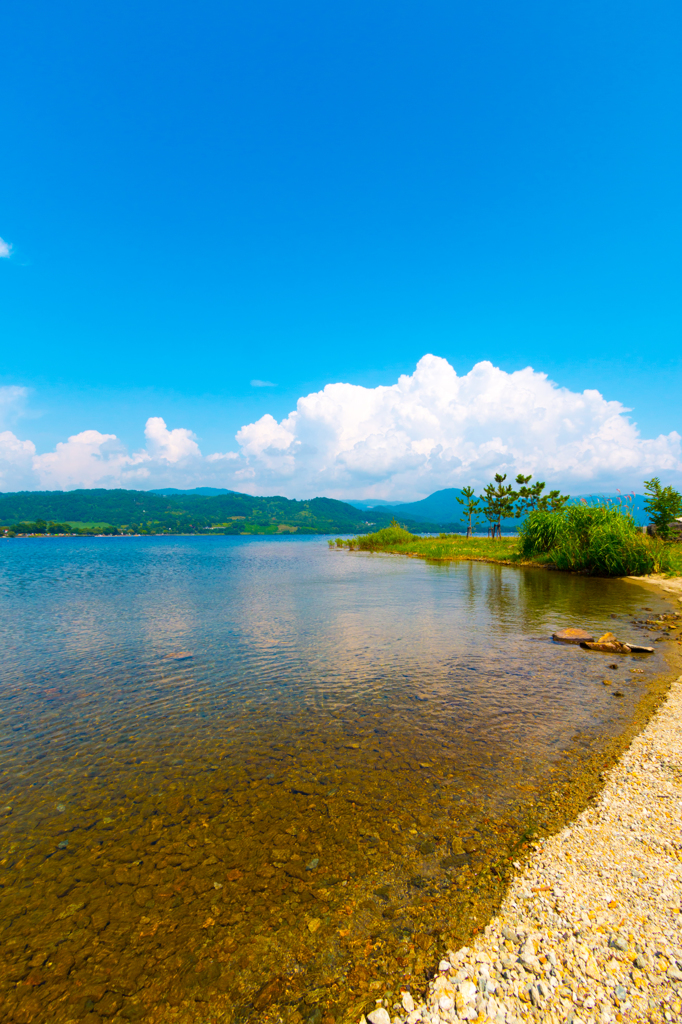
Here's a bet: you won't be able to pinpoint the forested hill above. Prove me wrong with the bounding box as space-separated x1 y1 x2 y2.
0 488 435 536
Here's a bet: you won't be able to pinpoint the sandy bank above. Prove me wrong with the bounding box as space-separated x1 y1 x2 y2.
366 582 682 1024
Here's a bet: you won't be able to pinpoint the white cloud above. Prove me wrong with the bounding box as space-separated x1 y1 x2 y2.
32 430 149 490
0 359 680 496
232 356 682 498
250 379 277 387
0 237 12 258
0 431 36 490
144 417 201 463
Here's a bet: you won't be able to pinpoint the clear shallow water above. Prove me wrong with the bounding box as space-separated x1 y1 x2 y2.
0 536 674 1024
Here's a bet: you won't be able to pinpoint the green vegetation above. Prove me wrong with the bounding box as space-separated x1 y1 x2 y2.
518 503 682 576
481 473 518 538
643 477 682 539
4 519 121 537
470 472 570 539
334 521 521 562
0 488 436 537
455 485 481 538
336 500 682 578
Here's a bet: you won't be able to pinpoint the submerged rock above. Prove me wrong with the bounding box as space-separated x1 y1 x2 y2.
552 627 595 644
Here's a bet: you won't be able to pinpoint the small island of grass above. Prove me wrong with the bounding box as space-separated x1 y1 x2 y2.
335 499 682 578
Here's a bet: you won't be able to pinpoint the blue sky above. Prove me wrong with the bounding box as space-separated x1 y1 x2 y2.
1 1 681 497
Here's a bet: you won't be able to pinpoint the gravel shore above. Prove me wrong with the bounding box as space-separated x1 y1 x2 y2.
366 579 682 1024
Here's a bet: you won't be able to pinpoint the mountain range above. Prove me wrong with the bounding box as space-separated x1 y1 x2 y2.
0 486 650 535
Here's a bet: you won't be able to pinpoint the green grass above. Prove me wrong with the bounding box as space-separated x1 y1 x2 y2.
335 524 523 563
64 521 114 530
519 505 682 577
339 516 682 577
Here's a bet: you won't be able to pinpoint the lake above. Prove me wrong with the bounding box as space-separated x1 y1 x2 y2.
0 536 675 1024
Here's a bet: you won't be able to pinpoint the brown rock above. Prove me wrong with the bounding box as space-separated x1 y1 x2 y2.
253 976 285 1009
95 990 123 1016
49 950 75 979
114 865 140 886
552 627 595 644
133 886 153 906
90 907 110 932
580 640 630 653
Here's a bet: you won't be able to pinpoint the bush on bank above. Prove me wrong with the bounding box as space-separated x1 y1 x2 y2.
519 504 682 576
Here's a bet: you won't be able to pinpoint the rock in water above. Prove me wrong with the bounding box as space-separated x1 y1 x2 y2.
552 627 595 644
581 631 654 654
581 632 630 653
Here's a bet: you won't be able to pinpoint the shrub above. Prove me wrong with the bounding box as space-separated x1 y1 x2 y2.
643 477 682 539
354 522 417 551
520 502 657 576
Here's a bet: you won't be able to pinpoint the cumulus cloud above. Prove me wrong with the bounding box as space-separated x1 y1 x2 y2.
0 359 680 496
233 356 682 498
0 237 11 258
32 430 149 490
0 417 239 493
0 431 36 490
144 417 202 463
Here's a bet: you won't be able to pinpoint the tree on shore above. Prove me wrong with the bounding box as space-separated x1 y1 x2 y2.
643 477 682 539
482 474 518 539
514 474 569 516
456 486 482 538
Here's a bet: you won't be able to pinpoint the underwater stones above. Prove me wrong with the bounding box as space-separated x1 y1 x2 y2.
95 990 123 1016
253 975 286 1009
133 886 153 906
48 949 75 978
417 840 436 855
552 627 595 644
89 907 110 932
440 853 468 871
114 865 140 886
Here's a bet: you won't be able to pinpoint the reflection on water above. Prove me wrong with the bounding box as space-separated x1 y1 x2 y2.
0 536 675 1023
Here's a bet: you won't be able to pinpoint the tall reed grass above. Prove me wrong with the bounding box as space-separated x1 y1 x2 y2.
520 504 682 576
354 524 418 551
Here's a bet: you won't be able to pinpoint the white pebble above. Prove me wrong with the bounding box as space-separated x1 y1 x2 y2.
401 991 415 1013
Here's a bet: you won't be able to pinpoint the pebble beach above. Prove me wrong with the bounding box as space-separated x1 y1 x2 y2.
366 577 682 1024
